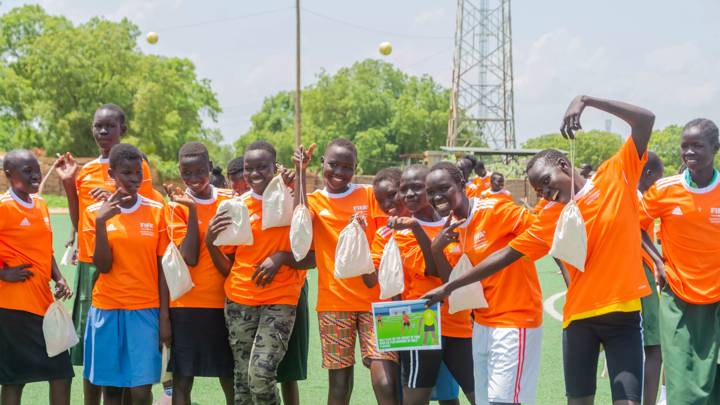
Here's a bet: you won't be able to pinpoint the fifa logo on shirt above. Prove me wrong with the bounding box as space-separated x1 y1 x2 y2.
140 222 154 237
710 208 720 224
353 205 368 214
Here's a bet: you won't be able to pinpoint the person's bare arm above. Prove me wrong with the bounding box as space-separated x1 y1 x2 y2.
423 246 523 306
561 95 655 157
204 213 234 276
164 185 200 267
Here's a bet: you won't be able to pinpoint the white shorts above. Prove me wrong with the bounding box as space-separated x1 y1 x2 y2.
472 322 542 404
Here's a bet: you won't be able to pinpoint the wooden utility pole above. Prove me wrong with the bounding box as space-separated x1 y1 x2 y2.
294 0 302 148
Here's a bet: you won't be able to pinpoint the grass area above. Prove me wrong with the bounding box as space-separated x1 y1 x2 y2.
21 215 614 404
42 194 69 209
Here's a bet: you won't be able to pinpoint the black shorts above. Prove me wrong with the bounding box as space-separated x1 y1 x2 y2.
0 308 74 385
169 308 234 377
400 336 474 395
563 311 643 402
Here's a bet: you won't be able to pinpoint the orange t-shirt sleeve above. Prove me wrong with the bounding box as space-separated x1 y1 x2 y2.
395 231 426 277
508 207 555 260
615 135 648 188
638 185 661 229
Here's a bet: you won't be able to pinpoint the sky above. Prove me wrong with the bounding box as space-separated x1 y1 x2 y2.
2 0 719 146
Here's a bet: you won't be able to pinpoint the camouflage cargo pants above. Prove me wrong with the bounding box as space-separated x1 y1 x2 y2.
225 300 296 405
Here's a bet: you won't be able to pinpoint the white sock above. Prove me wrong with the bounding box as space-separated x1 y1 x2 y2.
657 384 667 404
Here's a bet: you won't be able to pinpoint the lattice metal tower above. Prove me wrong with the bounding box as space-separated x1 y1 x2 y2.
447 0 516 148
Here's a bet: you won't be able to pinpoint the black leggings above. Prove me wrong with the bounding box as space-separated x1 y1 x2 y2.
563 311 643 402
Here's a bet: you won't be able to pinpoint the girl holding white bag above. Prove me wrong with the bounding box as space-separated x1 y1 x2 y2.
0 150 74 405
387 164 476 405
425 161 543 405
163 142 235 405
205 140 314 404
424 96 657 405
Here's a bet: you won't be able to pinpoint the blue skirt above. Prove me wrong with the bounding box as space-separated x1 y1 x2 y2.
83 307 161 387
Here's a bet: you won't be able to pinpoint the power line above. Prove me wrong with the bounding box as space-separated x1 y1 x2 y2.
301 7 452 40
157 7 293 32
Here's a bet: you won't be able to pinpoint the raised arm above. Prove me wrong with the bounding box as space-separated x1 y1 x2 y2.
423 246 524 306
561 95 655 157
292 144 316 208
54 153 80 233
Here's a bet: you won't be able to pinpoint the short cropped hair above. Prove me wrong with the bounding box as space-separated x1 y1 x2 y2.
429 161 465 188
227 157 244 176
178 141 209 162
3 149 35 172
327 139 357 158
109 143 142 169
684 118 719 146
526 149 568 174
245 140 277 161
97 103 126 125
373 167 402 188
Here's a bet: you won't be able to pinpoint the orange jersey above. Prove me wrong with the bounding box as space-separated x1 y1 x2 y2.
446 198 542 328
465 182 482 199
0 191 54 316
637 190 655 270
224 192 306 306
532 198 548 215
472 173 492 193
307 184 381 312
509 137 651 324
480 188 513 202
395 218 472 338
371 225 393 270
639 173 720 304
167 187 234 308
76 157 157 262
84 196 170 310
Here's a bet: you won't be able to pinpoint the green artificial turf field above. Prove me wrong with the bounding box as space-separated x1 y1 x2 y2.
20 214 613 404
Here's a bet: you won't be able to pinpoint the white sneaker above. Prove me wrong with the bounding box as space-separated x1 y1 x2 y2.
657 385 667 405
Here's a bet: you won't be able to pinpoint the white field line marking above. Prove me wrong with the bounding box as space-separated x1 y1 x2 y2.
543 291 565 322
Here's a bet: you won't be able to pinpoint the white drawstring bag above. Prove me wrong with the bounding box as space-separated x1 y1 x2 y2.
448 254 488 314
43 301 79 357
334 218 375 279
262 174 294 230
378 236 404 299
289 169 313 261
161 206 194 301
60 243 75 266
213 199 254 246
162 244 194 301
549 139 588 271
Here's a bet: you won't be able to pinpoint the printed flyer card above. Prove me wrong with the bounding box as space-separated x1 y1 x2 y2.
372 299 442 352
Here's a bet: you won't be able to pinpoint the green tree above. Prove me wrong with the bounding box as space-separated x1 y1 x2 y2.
0 5 222 180
648 125 682 173
237 59 450 174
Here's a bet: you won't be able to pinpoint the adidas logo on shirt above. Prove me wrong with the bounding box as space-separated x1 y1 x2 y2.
106 223 118 232
318 209 332 217
19 217 30 227
671 206 683 216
